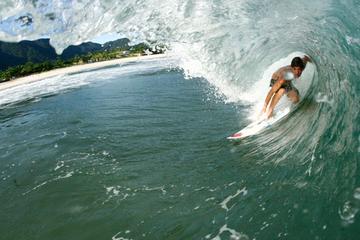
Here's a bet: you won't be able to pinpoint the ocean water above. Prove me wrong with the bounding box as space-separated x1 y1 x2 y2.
1 0 360 239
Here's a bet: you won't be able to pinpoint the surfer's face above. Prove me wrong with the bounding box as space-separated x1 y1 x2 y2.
292 67 303 78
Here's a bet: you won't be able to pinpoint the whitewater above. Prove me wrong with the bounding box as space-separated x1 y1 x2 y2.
0 0 360 239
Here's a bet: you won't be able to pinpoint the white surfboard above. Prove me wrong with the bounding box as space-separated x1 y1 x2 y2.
227 107 290 140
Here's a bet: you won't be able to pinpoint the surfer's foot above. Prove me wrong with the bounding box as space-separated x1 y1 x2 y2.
258 114 267 121
266 111 273 119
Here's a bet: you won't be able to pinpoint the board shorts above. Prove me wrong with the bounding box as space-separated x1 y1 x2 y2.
270 79 299 95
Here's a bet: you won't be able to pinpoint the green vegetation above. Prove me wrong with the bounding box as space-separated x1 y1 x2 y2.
0 43 164 82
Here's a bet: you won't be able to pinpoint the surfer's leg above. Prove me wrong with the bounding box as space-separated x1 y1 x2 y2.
287 89 300 103
267 88 286 118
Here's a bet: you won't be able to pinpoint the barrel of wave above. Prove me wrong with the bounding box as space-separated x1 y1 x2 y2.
245 52 316 122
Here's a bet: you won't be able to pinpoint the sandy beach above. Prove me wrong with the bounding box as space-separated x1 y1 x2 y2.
0 54 166 91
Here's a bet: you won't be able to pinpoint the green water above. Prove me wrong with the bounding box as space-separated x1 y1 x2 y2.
0 64 359 240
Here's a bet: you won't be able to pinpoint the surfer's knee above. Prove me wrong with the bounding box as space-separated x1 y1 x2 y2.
277 88 286 96
288 91 299 103
293 95 300 103
291 97 299 104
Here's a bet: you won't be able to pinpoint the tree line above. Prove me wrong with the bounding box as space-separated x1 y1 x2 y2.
0 43 165 82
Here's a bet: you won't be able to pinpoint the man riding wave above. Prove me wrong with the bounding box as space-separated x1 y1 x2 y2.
261 55 311 118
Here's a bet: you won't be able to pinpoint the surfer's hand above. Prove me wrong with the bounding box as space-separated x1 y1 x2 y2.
303 55 311 63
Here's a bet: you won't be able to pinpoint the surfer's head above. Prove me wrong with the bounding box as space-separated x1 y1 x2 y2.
291 57 305 78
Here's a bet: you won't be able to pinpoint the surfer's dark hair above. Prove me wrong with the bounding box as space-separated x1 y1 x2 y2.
291 57 305 69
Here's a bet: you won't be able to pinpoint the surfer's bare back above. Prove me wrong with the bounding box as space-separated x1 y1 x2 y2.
262 56 311 119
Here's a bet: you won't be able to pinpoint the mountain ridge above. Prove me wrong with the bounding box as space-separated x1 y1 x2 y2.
0 38 131 71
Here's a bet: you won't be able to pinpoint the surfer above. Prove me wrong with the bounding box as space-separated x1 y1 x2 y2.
261 56 311 118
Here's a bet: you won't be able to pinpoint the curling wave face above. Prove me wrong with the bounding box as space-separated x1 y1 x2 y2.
0 0 358 102
1 0 360 228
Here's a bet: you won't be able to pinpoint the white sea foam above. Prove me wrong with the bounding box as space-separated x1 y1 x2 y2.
23 170 74 195
220 187 247 211
315 92 334 105
346 36 360 45
211 224 249 240
23 180 48 195
143 185 167 195
54 161 64 171
354 187 360 200
112 231 133 240
339 201 359 226
55 171 74 180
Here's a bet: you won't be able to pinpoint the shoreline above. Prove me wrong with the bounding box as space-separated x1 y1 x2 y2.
0 54 167 91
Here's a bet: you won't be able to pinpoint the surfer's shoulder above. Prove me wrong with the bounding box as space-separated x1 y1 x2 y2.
272 65 291 79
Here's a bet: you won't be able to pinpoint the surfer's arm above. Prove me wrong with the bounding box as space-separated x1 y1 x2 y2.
302 55 312 67
262 79 285 113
